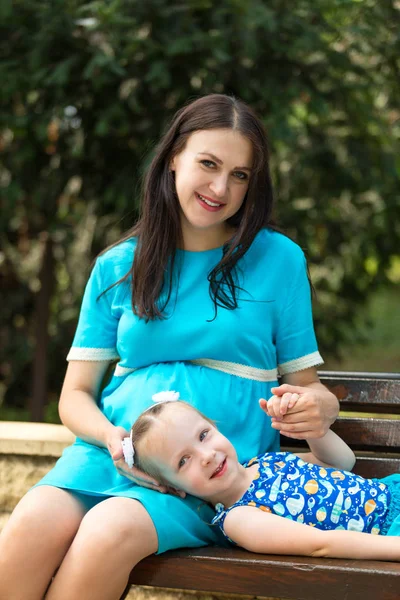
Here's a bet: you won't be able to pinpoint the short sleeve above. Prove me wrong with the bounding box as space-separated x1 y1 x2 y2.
66 258 119 362
276 249 323 375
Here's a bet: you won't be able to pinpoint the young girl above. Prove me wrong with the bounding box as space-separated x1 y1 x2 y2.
0 94 339 599
124 392 400 561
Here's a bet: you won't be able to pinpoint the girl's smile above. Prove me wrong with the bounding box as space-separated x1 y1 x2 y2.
210 457 228 478
141 403 251 506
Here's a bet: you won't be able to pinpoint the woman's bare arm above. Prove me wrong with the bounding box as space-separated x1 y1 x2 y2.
58 360 116 448
59 360 169 491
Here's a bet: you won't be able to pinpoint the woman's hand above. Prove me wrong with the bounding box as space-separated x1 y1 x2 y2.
260 383 339 440
107 426 186 497
260 390 301 418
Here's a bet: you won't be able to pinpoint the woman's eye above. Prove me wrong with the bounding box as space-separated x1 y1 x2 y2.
200 159 215 168
200 429 209 441
233 171 248 181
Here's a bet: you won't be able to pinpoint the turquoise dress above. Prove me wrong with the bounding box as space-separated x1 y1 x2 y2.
37 228 323 553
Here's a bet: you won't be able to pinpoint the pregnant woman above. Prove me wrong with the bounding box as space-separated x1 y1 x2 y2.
0 94 339 600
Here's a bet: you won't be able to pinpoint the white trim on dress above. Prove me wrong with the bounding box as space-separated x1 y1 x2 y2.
278 351 324 375
114 365 137 377
66 347 119 361
70 351 323 380
190 358 278 382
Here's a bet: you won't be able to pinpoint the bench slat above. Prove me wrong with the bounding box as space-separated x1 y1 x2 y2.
353 455 400 479
331 417 400 449
280 449 399 478
283 418 400 451
130 548 400 600
319 373 400 410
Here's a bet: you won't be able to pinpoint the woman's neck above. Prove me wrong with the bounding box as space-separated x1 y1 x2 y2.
180 222 235 252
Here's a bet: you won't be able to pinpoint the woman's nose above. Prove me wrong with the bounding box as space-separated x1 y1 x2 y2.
209 174 228 198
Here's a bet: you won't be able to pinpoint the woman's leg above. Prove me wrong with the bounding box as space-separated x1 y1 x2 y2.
45 497 158 600
0 485 87 600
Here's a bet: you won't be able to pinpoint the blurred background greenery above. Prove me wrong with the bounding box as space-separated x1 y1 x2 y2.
0 0 399 423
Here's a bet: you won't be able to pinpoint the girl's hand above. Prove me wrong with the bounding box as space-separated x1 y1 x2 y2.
260 391 300 419
260 384 337 440
108 426 186 498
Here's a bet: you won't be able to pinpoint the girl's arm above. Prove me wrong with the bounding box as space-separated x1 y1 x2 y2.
299 429 356 471
224 506 400 562
260 376 356 471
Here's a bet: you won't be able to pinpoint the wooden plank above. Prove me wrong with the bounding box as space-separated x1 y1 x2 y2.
331 417 400 449
281 445 400 478
321 377 400 411
319 372 400 380
353 456 400 479
130 548 400 600
319 374 400 409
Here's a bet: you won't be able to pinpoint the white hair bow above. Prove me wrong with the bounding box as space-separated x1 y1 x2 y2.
151 390 180 403
121 435 135 469
121 391 180 467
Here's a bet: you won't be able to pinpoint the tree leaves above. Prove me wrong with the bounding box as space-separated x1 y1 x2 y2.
1 0 399 416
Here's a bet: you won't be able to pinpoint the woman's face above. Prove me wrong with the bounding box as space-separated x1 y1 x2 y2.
170 128 253 247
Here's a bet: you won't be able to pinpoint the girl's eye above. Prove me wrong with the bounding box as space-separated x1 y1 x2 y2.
200 429 209 442
178 457 188 469
233 171 248 181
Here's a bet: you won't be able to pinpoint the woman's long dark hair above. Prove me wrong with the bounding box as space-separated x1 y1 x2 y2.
104 94 276 320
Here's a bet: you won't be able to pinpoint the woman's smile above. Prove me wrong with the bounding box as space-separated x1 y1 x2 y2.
170 128 253 249
195 191 226 211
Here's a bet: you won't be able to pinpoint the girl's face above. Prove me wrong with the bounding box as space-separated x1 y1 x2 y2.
170 128 253 248
144 404 241 504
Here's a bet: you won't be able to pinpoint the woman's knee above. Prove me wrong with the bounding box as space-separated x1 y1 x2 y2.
1 486 85 549
0 487 87 598
74 497 158 561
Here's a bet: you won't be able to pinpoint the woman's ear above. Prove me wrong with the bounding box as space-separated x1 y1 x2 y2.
169 156 176 171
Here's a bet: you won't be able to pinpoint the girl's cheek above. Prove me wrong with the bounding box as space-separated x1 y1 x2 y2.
191 474 206 492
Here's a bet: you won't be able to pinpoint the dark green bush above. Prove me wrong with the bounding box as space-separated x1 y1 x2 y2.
1 0 399 420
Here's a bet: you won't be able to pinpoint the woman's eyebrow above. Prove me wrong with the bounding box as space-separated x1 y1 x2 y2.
197 152 252 172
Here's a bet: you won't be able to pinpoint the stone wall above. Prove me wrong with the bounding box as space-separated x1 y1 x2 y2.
0 421 74 532
0 422 268 600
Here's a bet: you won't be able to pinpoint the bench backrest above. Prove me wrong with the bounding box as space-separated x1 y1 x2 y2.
282 371 400 479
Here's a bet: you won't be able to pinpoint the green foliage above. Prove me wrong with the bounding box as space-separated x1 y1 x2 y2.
1 0 399 419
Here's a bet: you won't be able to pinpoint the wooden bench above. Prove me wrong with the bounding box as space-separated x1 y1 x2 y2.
122 371 400 600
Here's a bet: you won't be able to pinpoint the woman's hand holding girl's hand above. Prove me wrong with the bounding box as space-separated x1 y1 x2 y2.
260 390 300 418
260 383 338 440
107 426 186 498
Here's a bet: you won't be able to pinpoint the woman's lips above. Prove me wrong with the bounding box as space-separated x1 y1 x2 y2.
211 457 227 478
195 192 225 212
